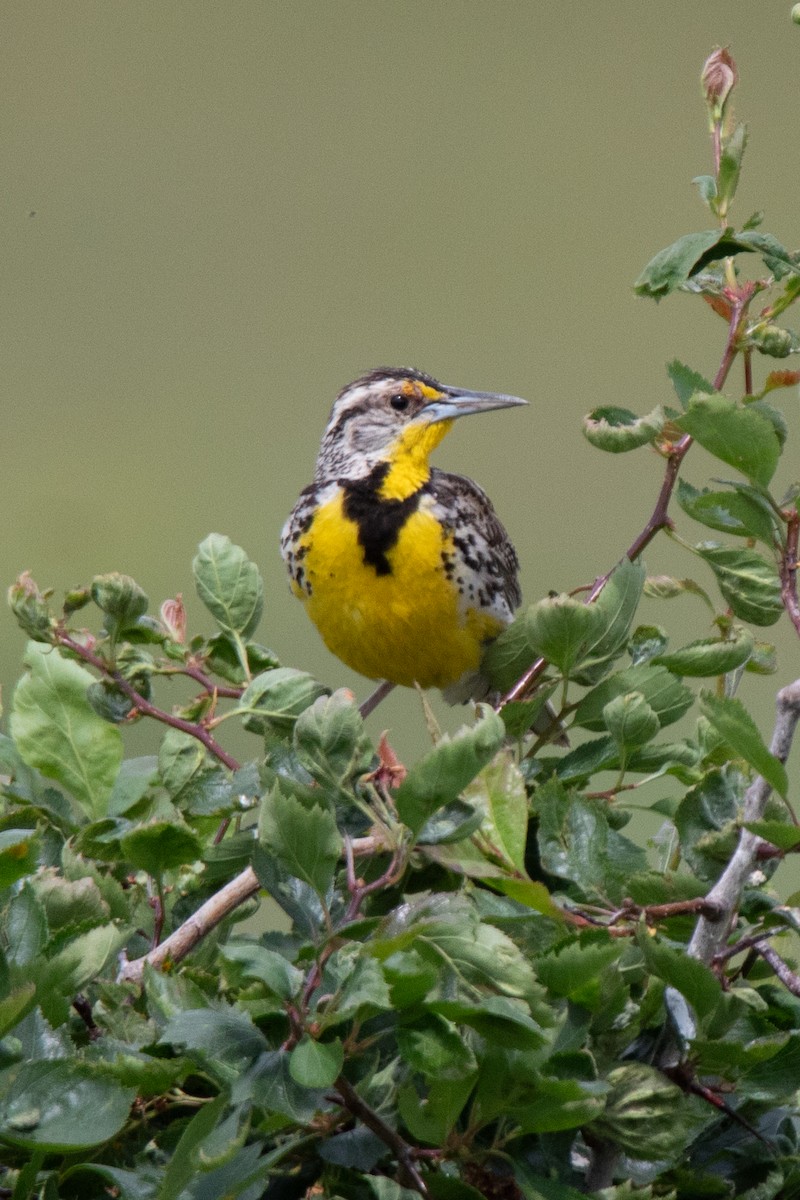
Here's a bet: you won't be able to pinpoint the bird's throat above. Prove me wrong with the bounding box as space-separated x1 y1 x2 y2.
378 419 454 501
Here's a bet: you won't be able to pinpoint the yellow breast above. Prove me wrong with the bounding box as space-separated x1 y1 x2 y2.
293 490 502 689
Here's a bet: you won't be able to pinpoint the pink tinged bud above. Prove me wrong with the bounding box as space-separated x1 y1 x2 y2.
701 47 737 121
161 594 187 643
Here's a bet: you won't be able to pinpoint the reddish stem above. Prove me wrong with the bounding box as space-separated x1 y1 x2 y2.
56 630 241 773
780 510 800 638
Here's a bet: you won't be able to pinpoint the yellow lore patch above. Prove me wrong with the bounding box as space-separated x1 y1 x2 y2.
296 491 503 689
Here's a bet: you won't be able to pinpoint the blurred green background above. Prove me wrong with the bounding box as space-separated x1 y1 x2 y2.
4 2 800 773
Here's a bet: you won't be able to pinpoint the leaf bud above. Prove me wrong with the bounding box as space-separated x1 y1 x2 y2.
701 47 737 124
90 573 149 623
751 323 794 358
8 571 54 642
160 594 187 643
63 586 92 616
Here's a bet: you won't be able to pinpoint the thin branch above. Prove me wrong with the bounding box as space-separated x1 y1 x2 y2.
56 630 241 773
333 1074 429 1197
779 510 800 638
119 865 260 985
688 678 800 965
118 835 385 986
501 292 749 708
757 944 800 997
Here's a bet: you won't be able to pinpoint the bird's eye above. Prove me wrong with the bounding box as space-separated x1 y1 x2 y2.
390 394 410 412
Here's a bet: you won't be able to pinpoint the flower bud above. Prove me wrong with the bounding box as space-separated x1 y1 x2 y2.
63 586 91 616
8 571 53 642
701 47 737 124
160 594 187 643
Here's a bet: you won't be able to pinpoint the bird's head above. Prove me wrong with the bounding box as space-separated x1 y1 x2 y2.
315 367 527 497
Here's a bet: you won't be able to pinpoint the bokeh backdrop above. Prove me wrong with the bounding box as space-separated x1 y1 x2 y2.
5 3 800 773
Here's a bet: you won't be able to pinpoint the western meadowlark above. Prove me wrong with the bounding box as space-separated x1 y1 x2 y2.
281 367 526 709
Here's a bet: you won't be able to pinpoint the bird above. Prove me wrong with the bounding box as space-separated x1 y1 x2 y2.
280 367 527 714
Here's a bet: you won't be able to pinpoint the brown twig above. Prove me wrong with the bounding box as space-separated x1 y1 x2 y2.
56 629 241 773
501 291 750 708
756 943 800 996
779 510 800 639
333 1074 429 1196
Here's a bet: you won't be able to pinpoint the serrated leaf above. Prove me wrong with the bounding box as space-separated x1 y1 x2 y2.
675 766 744 882
288 1036 343 1088
634 229 724 299
239 667 329 733
44 922 131 998
677 480 778 545
220 941 304 1000
695 544 783 627
574 664 693 732
744 820 800 852
193 533 264 639
293 689 373 792
654 628 754 677
700 691 788 799
602 692 660 751
258 784 342 896
583 405 665 452
121 819 204 875
675 393 781 486
397 1015 478 1081
667 360 716 409
587 557 646 662
589 1063 695 1158
10 643 123 820
637 931 721 1018
395 705 505 837
535 778 648 903
161 1008 268 1085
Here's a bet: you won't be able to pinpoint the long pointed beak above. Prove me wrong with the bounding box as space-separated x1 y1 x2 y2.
420 384 528 424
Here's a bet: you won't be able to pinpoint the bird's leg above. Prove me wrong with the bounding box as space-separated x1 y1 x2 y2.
359 679 396 719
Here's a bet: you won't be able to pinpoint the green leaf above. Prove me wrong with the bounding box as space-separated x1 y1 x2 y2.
293 689 373 792
744 819 800 852
5 883 47 969
674 393 781 487
643 574 714 608
633 229 724 299
158 1093 227 1200
677 480 778 545
258 784 342 896
675 766 744 881
10 643 123 821
397 1014 477 1081
637 932 721 1018
717 121 747 215
582 405 665 452
535 778 648 903
239 667 329 733
193 533 264 639
695 544 783 626
396 706 505 837
700 691 788 799
536 941 622 1006
464 748 528 873
288 1036 343 1088
523 596 607 675
398 1075 473 1145
220 941 303 1000
654 628 754 677
161 1008 268 1085
0 983 37 1039
0 1061 134 1151
667 360 716 409
0 829 39 889
692 174 717 210
44 922 131 997
588 1063 695 1158
602 692 660 751
121 818 204 875
574 664 693 732
90 573 149 630
587 557 646 663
